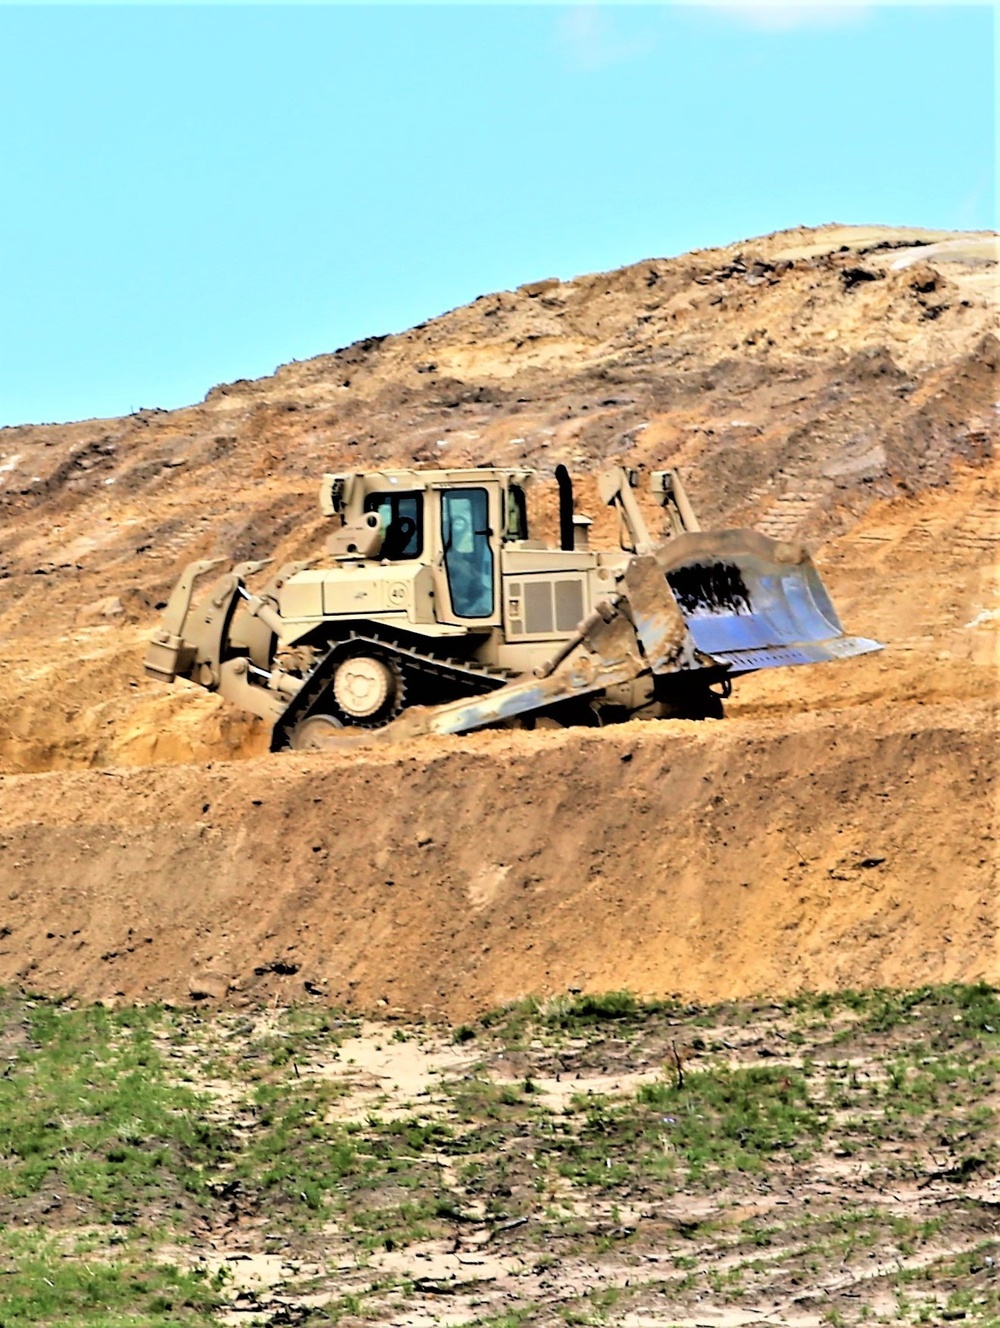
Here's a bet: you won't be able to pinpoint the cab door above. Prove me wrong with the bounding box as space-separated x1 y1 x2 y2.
432 484 502 626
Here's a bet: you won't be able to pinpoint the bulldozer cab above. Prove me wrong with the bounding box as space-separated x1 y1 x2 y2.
361 489 423 560
319 468 537 626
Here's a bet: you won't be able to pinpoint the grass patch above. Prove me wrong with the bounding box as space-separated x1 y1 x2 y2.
0 996 230 1227
477 991 678 1045
0 1230 224 1327
637 1063 824 1175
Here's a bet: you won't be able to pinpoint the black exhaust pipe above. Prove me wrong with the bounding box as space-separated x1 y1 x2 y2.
555 464 574 552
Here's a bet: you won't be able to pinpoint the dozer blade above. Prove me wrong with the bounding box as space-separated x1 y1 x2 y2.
656 530 882 674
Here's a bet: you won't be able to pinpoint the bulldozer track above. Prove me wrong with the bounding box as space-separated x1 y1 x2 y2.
270 630 514 751
950 507 1000 553
895 499 1000 561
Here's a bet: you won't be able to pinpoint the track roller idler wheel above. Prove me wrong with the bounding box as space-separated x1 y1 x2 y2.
330 650 406 727
289 713 345 750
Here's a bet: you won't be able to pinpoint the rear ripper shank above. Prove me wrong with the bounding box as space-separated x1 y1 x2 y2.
144 465 881 749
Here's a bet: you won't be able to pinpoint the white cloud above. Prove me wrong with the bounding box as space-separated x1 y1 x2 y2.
556 5 655 71
690 1 870 31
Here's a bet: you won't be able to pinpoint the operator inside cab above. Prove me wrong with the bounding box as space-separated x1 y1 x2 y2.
442 488 493 618
363 491 423 560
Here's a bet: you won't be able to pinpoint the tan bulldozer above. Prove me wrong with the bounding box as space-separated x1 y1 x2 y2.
144 464 880 749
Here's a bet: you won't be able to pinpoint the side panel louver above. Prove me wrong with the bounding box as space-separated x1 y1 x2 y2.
509 576 587 639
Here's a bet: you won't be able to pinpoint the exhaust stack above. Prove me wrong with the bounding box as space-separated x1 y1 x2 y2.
555 464 575 552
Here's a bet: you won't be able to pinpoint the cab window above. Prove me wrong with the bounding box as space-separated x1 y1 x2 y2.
363 491 423 559
442 488 493 619
505 484 528 541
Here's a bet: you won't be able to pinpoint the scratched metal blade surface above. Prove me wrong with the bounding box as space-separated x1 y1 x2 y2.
666 552 883 672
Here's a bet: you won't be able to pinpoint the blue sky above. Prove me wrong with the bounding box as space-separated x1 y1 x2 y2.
0 4 995 428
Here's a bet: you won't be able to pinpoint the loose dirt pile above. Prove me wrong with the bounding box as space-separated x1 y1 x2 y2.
0 223 996 1013
0 700 995 1017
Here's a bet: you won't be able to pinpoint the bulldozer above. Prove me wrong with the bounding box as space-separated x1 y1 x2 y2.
144 464 880 749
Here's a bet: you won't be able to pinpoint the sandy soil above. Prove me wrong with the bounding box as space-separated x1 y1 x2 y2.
0 691 995 1016
0 222 996 1014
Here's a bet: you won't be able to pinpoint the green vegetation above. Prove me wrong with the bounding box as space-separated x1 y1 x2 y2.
637 1063 824 1174
477 990 678 1045
234 1079 357 1213
0 997 230 1224
0 1230 224 1328
1 984 998 1325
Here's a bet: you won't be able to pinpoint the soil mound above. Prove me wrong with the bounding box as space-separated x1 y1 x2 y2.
0 701 995 1018
0 223 996 1012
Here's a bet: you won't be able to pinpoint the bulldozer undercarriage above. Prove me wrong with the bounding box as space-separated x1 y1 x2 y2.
280 629 730 751
270 629 519 750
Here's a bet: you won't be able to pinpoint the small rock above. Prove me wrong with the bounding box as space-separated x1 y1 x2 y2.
518 277 560 297
79 595 125 623
188 970 229 1001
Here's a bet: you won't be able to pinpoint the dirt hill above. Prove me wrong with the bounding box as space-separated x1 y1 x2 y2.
0 223 996 1014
